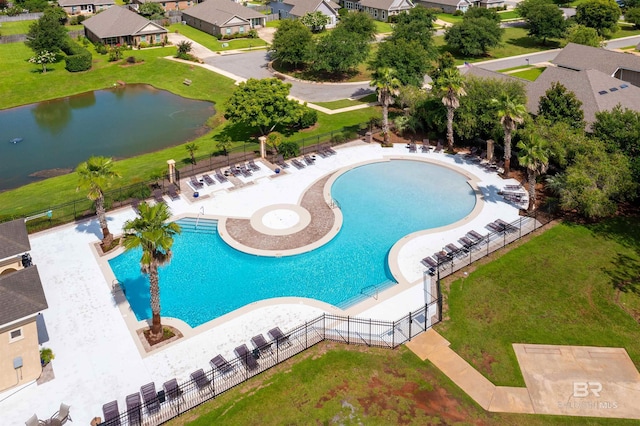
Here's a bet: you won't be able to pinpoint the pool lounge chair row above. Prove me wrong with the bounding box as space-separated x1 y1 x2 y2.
487 218 518 234
316 144 337 158
420 229 491 275
25 403 71 426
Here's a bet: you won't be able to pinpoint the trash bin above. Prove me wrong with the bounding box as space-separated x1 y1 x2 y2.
275 168 281 174
193 192 199 198
365 132 372 143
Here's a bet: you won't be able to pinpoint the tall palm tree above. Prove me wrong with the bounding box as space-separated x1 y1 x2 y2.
76 156 120 248
185 143 199 165
517 134 549 212
122 202 181 341
434 67 466 152
493 94 527 177
371 67 402 144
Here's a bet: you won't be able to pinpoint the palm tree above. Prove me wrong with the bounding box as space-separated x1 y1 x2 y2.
433 67 466 152
185 143 199 165
517 134 549 212
370 67 402 144
493 94 527 177
76 156 120 248
122 202 181 341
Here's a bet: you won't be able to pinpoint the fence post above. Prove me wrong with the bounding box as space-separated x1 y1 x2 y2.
369 318 372 346
392 320 395 348
408 311 412 340
519 216 522 240
305 321 308 348
347 316 350 345
424 303 428 331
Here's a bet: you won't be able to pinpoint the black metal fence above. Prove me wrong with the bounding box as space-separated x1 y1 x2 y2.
97 300 440 426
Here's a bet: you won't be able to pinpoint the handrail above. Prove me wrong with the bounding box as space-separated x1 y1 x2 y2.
195 206 204 229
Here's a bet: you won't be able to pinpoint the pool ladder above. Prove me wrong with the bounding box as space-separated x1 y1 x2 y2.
195 206 205 230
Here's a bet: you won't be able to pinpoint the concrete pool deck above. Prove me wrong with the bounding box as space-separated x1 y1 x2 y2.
1 142 528 425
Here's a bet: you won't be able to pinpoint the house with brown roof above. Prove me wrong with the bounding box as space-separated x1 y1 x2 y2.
0 219 48 393
57 0 115 15
340 0 414 22
182 0 267 37
269 0 340 28
83 6 169 46
417 0 470 13
132 0 195 12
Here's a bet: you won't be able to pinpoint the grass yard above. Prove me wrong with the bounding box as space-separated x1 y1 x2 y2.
509 66 546 81
313 93 378 109
373 20 394 34
435 27 563 65
167 24 268 51
165 340 638 425
610 23 640 39
498 65 532 72
436 219 640 388
437 13 464 24
266 20 280 28
497 10 521 20
0 41 376 216
0 21 82 36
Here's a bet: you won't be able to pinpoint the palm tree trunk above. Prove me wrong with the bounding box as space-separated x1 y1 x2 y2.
446 107 454 151
527 169 536 211
503 130 512 177
96 194 113 247
149 264 163 340
382 91 389 144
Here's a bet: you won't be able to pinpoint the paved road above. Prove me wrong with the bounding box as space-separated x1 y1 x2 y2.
202 51 374 102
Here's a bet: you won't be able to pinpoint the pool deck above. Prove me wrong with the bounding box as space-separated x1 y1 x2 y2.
1 142 528 425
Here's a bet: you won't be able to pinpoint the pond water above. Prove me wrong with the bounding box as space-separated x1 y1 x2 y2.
0 85 214 191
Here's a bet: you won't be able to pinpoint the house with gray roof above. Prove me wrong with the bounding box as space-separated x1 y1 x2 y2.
58 0 115 16
269 0 340 28
83 6 168 46
182 0 267 37
0 219 48 393
340 0 414 22
417 0 470 13
461 43 640 128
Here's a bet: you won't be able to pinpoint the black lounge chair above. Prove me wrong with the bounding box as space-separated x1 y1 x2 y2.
434 140 443 153
228 165 241 177
459 236 477 251
238 163 252 177
421 256 438 268
152 189 165 204
445 243 467 258
434 251 450 264
325 145 337 155
408 142 417 153
167 184 180 201
210 354 236 377
268 327 291 347
495 219 518 233
316 147 328 158
102 400 121 426
248 159 261 171
275 155 289 168
251 334 273 355
291 158 306 169
215 169 228 183
303 155 316 165
163 378 182 402
190 176 204 189
235 344 259 371
505 184 523 191
467 230 485 243
202 174 215 185
141 382 160 414
486 221 505 233
421 140 431 153
126 393 142 426
191 368 212 391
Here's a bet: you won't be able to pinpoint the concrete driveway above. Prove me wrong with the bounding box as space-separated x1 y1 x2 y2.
202 50 374 102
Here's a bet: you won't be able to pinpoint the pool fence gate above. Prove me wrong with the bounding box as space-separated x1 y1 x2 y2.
96 299 441 426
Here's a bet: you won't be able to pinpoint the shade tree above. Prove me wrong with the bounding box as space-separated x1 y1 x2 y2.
369 38 431 87
537 82 585 130
270 19 313 68
575 0 621 36
25 8 69 54
444 13 503 56
565 24 603 46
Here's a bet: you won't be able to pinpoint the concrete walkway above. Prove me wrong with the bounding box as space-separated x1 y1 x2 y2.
406 329 640 419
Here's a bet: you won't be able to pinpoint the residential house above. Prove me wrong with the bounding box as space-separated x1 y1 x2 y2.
182 0 267 37
58 0 115 15
416 0 470 13
340 0 414 22
0 219 48 393
269 0 341 28
461 43 640 127
83 6 169 46
132 0 195 12
471 0 505 8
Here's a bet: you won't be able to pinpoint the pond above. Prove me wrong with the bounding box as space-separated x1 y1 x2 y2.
0 84 215 192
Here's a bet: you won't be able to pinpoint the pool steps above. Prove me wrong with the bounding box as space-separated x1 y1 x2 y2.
176 217 218 235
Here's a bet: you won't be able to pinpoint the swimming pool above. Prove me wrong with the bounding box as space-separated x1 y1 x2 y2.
109 160 476 327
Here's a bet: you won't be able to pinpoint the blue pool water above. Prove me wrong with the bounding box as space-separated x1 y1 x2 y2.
109 160 476 327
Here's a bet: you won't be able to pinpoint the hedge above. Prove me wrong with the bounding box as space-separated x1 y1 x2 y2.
63 39 92 72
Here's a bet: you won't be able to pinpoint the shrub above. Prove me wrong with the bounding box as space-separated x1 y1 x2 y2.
63 39 92 72
453 9 464 16
6 5 22 16
40 348 55 365
298 108 318 128
95 42 108 54
248 29 258 38
331 133 346 144
69 14 86 25
138 41 149 49
126 56 136 63
279 141 299 158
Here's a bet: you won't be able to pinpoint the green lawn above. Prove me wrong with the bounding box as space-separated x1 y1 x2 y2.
167 24 268 51
266 20 280 28
0 21 82 36
497 65 532 72
0 41 376 217
373 20 393 34
437 13 464 24
313 93 378 109
497 10 521 20
610 23 640 39
509 66 546 81
436 219 640 387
